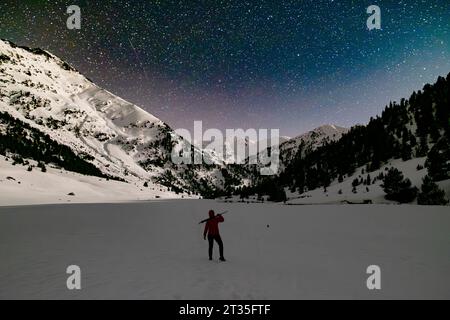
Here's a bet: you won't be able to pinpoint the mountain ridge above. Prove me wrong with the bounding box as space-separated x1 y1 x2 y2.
0 39 228 197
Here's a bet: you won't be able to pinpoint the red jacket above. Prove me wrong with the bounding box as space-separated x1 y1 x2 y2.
204 214 224 237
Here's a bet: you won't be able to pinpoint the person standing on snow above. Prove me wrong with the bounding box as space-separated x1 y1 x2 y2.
203 210 226 261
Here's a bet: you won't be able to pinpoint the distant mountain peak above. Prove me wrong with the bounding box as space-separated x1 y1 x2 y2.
285 124 348 145
277 125 349 165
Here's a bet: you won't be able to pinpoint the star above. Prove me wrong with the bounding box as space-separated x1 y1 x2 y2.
0 0 449 137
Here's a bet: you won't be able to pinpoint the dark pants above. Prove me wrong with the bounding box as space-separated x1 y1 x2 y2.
208 235 224 259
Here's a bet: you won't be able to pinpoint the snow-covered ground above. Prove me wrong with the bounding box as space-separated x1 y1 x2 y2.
0 155 190 206
0 200 449 299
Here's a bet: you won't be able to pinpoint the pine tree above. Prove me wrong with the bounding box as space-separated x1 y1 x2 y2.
382 168 417 203
425 137 450 181
268 184 287 202
366 174 371 185
417 176 448 205
401 128 412 161
416 135 429 157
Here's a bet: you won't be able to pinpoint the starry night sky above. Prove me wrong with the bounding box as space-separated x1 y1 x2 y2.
1 0 450 137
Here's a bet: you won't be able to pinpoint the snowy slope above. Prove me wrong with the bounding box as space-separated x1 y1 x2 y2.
0 39 227 196
0 155 194 206
0 40 156 181
286 157 450 205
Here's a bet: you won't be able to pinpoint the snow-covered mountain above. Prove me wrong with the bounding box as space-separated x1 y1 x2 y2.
233 73 450 205
280 124 348 163
2 39 448 206
277 75 450 203
0 39 227 196
247 124 348 172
